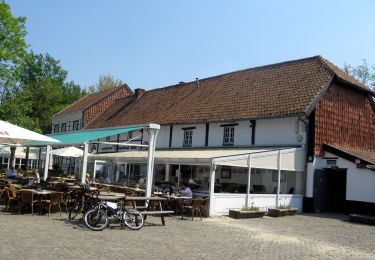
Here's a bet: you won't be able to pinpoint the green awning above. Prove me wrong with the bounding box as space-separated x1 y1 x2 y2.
22 125 146 146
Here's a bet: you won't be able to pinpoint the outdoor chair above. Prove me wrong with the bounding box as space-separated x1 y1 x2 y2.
200 197 209 217
4 188 21 212
62 191 72 214
19 190 38 215
42 192 64 216
181 198 203 221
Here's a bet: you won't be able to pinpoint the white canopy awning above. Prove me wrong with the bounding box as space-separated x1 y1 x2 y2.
0 120 60 144
50 146 85 158
90 147 305 171
213 148 305 171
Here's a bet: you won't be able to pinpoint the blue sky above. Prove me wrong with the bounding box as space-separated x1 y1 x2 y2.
7 0 375 90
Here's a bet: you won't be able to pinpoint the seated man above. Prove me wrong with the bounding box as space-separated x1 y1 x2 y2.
179 182 193 203
175 182 193 214
5 166 14 179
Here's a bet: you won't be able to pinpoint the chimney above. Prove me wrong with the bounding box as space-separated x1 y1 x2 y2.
134 88 145 98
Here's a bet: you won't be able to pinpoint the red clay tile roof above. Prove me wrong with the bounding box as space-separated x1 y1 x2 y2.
55 85 131 116
325 144 375 165
85 56 375 128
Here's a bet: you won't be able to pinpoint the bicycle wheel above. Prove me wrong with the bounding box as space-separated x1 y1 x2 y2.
123 209 144 230
84 209 109 231
68 201 81 220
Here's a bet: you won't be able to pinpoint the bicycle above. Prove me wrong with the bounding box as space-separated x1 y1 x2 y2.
68 184 99 220
84 199 144 231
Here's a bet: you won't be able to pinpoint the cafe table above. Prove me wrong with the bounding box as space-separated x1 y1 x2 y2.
19 189 52 214
161 194 192 216
97 191 126 201
69 185 97 191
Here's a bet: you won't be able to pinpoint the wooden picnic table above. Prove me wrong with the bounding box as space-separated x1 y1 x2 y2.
97 191 126 201
161 194 193 216
124 196 173 226
69 185 97 191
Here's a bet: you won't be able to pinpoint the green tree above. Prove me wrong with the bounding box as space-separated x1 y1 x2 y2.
344 59 375 91
0 52 86 133
0 0 27 94
19 53 86 133
87 74 124 93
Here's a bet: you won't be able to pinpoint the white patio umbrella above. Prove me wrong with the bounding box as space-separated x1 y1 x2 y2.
0 120 60 144
50 146 85 157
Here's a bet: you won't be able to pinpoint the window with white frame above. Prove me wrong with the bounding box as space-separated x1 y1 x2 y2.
223 126 235 145
53 124 60 133
73 120 79 131
61 123 67 132
2 157 9 168
183 129 193 147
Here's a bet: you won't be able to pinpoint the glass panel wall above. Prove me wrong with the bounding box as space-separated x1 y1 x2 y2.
214 166 247 193
213 166 304 195
153 164 210 192
250 169 304 194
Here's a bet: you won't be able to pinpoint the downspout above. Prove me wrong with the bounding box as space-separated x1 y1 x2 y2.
298 113 310 198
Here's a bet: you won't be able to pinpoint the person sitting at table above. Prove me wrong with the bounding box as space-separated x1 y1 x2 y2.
179 182 193 203
32 171 40 184
6 166 14 179
162 182 173 195
86 174 94 185
174 182 192 214
138 176 146 187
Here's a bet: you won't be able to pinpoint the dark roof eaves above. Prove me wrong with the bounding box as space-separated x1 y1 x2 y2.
159 113 303 126
324 144 375 165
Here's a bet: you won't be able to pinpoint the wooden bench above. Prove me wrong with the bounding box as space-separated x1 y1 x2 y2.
139 210 175 226
124 196 174 226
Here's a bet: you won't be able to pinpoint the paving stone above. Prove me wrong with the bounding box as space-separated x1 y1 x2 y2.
0 209 374 259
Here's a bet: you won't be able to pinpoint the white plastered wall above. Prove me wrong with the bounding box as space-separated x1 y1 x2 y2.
324 152 375 203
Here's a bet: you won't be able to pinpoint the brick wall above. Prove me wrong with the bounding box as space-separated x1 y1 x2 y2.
83 87 132 127
314 82 375 156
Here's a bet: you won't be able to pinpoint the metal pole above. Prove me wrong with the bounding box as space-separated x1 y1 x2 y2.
177 164 181 187
165 164 170 181
145 128 158 197
208 161 216 216
43 145 51 181
276 150 282 208
245 154 252 207
81 142 89 184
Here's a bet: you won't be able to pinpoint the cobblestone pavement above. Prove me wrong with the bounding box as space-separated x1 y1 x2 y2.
1 210 375 260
